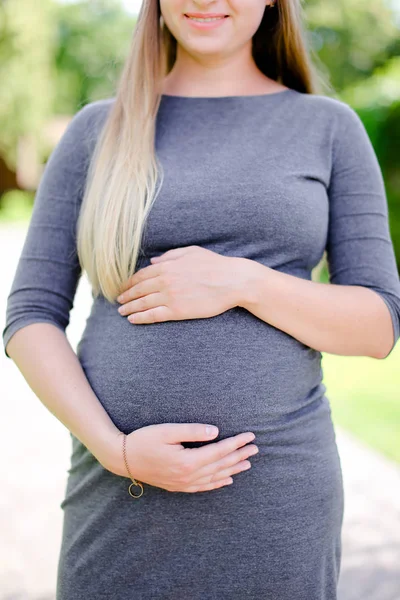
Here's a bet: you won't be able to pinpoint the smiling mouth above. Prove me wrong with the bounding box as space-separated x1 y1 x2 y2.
184 14 230 22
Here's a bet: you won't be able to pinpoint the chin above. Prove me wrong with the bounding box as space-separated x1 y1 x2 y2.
181 37 230 57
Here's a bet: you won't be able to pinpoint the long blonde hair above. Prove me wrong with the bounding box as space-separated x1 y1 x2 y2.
76 0 331 303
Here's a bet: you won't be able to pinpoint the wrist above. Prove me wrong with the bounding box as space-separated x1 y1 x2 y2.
230 257 265 309
94 426 127 476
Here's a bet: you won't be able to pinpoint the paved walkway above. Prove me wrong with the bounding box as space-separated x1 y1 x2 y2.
1 223 399 599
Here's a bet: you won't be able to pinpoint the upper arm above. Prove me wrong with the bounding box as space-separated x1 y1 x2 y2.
2 102 96 359
326 102 400 356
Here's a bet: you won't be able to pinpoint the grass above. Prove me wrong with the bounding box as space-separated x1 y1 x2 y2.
322 343 400 464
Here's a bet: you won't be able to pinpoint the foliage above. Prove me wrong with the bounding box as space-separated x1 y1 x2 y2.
0 189 34 222
305 0 400 91
0 0 55 168
53 0 136 113
1 0 400 265
338 57 400 268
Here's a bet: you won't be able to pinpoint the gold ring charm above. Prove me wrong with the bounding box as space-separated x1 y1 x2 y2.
122 433 144 498
129 480 144 498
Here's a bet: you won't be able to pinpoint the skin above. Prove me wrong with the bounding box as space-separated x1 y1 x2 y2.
117 246 241 322
117 246 394 358
159 0 279 99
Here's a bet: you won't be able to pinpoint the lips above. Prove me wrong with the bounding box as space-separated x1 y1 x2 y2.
183 13 230 28
184 13 229 18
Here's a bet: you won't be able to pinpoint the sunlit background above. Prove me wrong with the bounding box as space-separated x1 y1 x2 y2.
1 0 400 598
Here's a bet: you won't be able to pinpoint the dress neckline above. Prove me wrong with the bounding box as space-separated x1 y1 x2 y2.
159 88 296 101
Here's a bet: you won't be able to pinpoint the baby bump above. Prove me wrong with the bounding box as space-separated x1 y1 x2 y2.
61 393 344 598
77 298 325 438
63 391 344 527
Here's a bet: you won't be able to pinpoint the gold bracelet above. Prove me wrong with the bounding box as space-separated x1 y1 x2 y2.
122 433 144 498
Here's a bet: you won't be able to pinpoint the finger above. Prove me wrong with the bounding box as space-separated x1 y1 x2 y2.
194 459 252 485
150 248 188 262
183 477 234 493
161 423 220 445
118 292 164 317
117 263 161 298
185 431 256 470
127 305 172 324
117 277 159 305
191 443 259 481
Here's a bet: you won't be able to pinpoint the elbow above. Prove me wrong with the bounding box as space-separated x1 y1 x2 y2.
367 289 400 359
373 335 396 360
373 345 394 360
2 314 69 359
3 289 73 359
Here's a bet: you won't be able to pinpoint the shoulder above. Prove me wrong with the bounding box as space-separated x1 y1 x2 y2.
44 98 116 179
84 97 116 123
71 97 116 124
289 90 355 115
59 97 116 159
288 91 371 163
69 97 116 138
289 90 364 133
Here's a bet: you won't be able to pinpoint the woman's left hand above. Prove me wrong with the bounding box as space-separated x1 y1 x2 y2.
116 246 246 324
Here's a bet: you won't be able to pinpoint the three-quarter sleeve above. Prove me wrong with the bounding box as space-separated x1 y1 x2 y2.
2 103 95 359
326 101 400 357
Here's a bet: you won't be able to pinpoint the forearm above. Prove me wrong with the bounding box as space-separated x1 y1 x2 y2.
5 322 123 472
234 258 394 358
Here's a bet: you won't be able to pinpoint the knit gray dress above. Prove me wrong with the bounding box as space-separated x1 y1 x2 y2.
3 89 400 600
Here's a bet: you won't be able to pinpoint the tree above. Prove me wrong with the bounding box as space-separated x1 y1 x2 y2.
53 0 136 114
0 0 55 169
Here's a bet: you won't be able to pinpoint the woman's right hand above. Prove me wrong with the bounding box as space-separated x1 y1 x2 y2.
107 423 259 492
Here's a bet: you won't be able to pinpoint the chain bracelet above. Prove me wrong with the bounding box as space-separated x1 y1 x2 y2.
122 433 144 498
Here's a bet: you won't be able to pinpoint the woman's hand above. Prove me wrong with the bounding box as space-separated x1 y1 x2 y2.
107 423 259 493
116 246 247 324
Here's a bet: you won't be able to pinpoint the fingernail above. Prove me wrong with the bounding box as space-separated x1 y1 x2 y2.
206 425 219 436
250 446 259 455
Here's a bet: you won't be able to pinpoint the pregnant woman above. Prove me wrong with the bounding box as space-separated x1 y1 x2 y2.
3 0 400 598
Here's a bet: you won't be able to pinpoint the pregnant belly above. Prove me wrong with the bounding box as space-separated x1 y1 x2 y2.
77 297 326 443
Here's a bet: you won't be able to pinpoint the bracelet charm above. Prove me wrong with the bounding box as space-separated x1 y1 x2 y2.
122 433 144 498
129 480 144 498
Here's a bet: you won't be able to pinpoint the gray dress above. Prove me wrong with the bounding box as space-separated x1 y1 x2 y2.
3 89 400 600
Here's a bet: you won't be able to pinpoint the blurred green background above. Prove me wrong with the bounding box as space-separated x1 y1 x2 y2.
1 0 399 462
